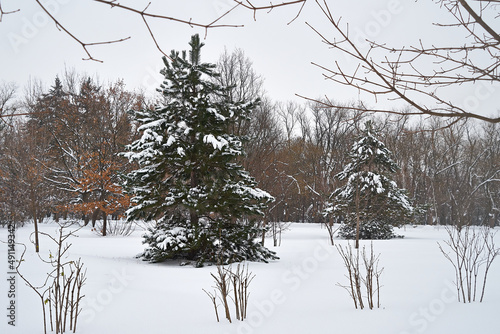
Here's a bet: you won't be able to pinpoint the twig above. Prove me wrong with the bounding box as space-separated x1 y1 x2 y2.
35 0 130 62
0 2 20 22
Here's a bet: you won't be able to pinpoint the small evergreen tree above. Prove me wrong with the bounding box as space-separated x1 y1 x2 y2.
122 35 276 266
324 121 414 247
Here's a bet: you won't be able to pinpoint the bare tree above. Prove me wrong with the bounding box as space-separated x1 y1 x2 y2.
0 81 18 126
216 48 265 104
306 0 500 124
276 101 302 144
0 81 17 112
478 122 500 226
0 123 28 226
0 82 21 224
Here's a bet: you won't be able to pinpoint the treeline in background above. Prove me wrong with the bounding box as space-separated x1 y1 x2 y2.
1 50 499 229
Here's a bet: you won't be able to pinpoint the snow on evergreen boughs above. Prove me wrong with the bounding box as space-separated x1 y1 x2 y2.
141 214 277 267
122 34 276 266
324 121 414 240
337 218 401 240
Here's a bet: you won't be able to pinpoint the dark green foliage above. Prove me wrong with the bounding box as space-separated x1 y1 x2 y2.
337 219 401 240
123 35 276 265
141 215 277 267
325 121 414 240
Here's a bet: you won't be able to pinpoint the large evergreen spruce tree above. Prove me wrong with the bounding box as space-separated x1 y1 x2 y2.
324 121 414 247
123 35 276 266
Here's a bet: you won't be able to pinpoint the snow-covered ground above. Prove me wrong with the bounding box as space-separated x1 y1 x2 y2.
1 222 499 334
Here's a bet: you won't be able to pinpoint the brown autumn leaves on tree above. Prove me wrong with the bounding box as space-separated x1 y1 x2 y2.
0 73 143 244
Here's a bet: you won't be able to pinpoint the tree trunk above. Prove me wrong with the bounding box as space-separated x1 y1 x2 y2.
327 219 335 246
190 169 199 228
102 211 107 236
490 212 496 228
31 191 40 252
91 208 101 228
82 192 90 226
33 214 40 253
261 219 267 246
355 183 360 249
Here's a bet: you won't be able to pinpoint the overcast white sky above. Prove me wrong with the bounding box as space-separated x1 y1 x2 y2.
1 0 498 117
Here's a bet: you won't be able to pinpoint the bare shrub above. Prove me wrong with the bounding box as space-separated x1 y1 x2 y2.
94 219 135 236
336 242 383 310
323 219 340 246
362 243 384 309
16 221 87 334
204 262 255 322
230 263 255 321
266 221 291 247
438 224 499 303
203 288 220 323
336 243 363 309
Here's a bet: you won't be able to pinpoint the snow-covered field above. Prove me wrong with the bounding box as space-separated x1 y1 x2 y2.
1 222 499 334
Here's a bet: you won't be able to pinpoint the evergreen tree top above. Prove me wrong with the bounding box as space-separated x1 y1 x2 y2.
189 34 203 65
159 34 218 92
43 76 66 101
50 76 63 95
337 121 399 180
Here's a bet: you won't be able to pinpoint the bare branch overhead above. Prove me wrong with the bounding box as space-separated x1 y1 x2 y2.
305 0 500 124
2 0 306 63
